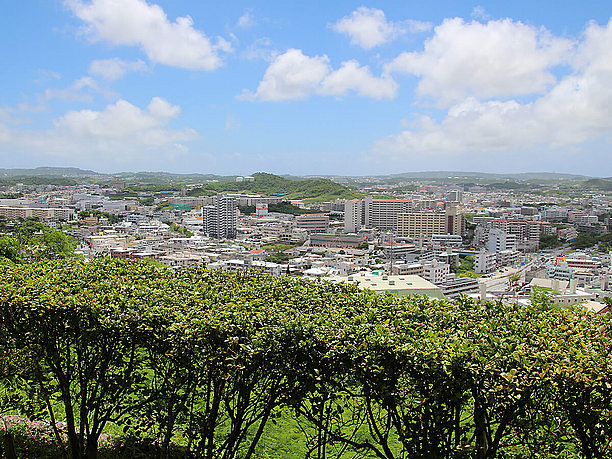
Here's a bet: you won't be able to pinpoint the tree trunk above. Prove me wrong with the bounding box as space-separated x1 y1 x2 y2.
86 435 99 459
473 395 489 459
3 432 17 459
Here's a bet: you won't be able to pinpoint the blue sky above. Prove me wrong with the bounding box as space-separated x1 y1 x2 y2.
1 1 611 176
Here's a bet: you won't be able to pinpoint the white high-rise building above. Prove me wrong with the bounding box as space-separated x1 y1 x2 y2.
203 194 237 239
486 228 517 252
344 199 363 233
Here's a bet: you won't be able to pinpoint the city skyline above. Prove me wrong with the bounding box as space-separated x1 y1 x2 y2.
1 0 611 176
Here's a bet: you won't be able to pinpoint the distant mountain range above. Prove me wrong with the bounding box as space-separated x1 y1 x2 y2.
0 167 102 177
0 167 601 182
384 171 593 181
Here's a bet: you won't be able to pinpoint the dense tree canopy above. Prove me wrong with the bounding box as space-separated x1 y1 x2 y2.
0 259 611 458
186 173 360 202
0 220 76 263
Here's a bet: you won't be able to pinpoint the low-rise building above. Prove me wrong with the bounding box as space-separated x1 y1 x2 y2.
0 206 74 221
497 249 520 267
90 234 128 255
381 243 418 260
310 233 367 248
422 260 450 284
528 278 596 307
391 263 424 276
431 234 463 248
437 275 480 298
296 214 329 233
475 250 497 274
325 274 445 299
158 252 204 269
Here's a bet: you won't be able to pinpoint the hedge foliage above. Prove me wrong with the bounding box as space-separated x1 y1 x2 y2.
1 258 612 459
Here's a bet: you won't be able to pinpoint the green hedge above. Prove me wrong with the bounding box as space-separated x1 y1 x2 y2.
1 259 611 458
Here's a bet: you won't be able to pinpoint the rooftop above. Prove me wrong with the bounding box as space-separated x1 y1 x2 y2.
323 274 445 299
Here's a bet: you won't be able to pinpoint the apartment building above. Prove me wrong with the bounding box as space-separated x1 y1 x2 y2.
202 194 237 239
296 214 329 233
540 221 556 236
344 197 414 232
0 206 74 221
497 249 520 267
475 250 497 274
558 226 578 241
344 199 363 233
422 260 451 284
491 218 540 244
486 228 517 252
543 207 569 221
396 207 465 239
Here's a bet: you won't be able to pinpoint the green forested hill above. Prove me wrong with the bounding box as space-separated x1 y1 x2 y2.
0 176 80 186
187 172 360 201
581 178 612 191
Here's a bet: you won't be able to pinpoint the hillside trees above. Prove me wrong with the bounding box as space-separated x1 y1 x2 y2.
0 236 22 265
0 219 76 261
186 172 360 202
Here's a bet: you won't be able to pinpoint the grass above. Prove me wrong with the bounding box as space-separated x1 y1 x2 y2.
3 411 358 458
452 255 483 278
252 413 309 458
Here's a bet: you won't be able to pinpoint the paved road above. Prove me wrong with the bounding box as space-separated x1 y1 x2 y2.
484 261 536 292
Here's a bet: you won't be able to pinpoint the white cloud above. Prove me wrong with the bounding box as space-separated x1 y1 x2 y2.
146 96 181 119
54 97 185 138
44 76 116 102
225 115 240 131
373 19 612 157
0 101 47 125
374 98 536 155
332 7 430 49
240 49 330 101
385 17 574 105
89 58 148 80
237 10 256 28
0 97 198 164
320 60 397 100
1 76 117 127
471 6 490 21
241 49 397 101
242 37 278 62
34 70 62 84
405 19 433 34
66 0 230 70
